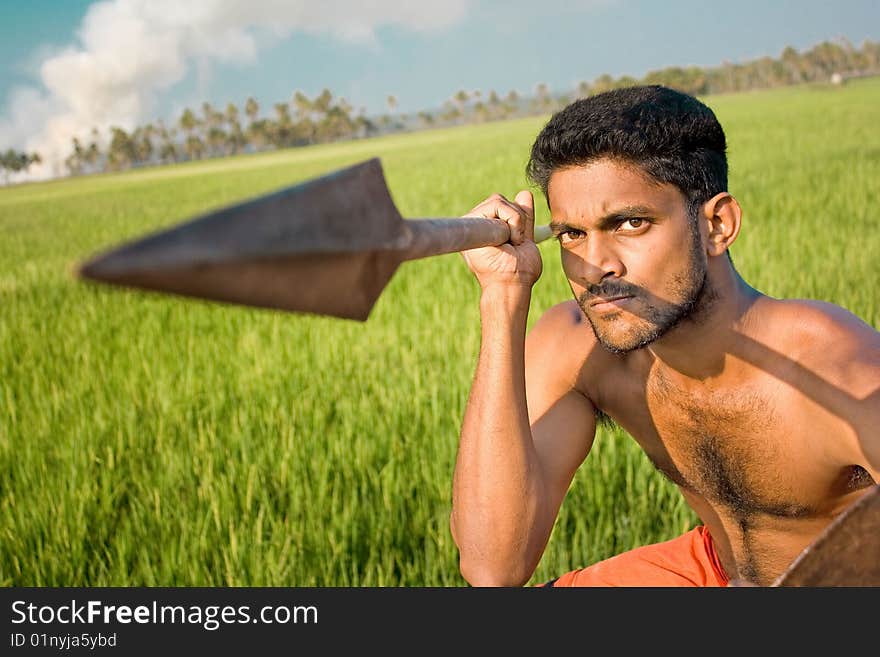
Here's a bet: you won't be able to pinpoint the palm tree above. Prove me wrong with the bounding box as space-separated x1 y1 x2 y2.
179 108 198 158
473 101 489 123
273 102 293 147
244 96 260 142
486 90 501 119
107 127 136 171
225 103 244 154
225 102 239 126
533 83 552 114
313 89 333 115
245 97 260 124
243 97 260 152
199 103 226 156
201 101 217 127
292 91 311 121
504 89 519 117
159 135 178 164
226 123 246 155
441 100 460 125
290 91 314 143
454 89 469 115
207 127 227 157
84 128 101 171
246 119 271 151
155 121 176 164
780 46 804 84
185 135 205 161
65 138 86 175
1 149 15 183
133 125 154 165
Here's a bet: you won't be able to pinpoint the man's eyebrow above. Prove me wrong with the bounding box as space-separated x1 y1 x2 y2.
549 205 658 233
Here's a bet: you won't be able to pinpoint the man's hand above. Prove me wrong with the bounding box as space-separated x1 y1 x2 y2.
460 190 542 290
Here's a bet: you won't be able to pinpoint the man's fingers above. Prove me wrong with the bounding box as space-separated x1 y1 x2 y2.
496 200 526 245
464 193 506 216
468 193 536 246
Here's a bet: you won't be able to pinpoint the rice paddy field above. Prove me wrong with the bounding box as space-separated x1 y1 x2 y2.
1 79 878 586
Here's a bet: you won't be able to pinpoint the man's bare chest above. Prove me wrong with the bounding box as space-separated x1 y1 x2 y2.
594 369 870 520
642 381 812 516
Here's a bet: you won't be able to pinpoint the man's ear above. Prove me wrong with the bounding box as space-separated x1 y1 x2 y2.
701 192 742 257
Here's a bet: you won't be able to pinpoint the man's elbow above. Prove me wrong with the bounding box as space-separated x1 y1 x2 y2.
457 553 532 587
450 513 536 586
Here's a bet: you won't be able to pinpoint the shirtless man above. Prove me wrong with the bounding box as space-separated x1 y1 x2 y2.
450 85 880 587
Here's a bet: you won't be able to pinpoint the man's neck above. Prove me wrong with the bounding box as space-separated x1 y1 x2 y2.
646 265 763 383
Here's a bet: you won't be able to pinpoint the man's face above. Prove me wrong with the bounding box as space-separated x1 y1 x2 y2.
547 158 709 353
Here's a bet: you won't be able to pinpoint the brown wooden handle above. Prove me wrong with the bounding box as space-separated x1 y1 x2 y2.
402 218 552 261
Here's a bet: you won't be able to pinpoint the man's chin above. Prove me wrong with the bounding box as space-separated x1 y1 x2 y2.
584 315 662 354
594 332 657 354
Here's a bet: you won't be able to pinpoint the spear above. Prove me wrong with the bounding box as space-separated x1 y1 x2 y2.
77 158 552 321
772 483 879 586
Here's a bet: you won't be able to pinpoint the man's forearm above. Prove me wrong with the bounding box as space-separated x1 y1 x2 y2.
452 284 549 585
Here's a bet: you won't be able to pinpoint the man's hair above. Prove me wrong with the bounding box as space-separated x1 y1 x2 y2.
526 85 728 215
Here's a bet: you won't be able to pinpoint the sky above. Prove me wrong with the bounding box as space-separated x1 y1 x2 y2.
1 0 878 178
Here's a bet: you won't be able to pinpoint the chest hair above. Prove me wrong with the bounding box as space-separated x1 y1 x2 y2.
644 369 814 520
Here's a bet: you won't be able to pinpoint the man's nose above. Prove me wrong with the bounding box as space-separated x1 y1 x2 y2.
566 234 625 286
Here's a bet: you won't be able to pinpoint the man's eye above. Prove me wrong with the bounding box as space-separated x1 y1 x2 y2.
618 218 647 231
558 229 584 243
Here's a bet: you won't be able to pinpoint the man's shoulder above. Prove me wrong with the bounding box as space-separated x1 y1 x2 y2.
525 300 613 382
528 299 595 349
768 298 878 346
763 297 879 389
531 299 587 330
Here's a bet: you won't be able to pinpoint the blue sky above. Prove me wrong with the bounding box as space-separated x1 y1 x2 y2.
1 0 878 173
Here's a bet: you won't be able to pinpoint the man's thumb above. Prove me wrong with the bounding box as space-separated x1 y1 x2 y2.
514 190 534 216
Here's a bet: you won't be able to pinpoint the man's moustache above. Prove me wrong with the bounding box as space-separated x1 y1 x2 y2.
578 281 641 306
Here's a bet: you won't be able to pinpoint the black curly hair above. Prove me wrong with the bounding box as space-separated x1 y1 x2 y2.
526 85 728 217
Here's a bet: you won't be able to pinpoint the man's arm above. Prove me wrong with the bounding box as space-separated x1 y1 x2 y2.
782 299 880 476
814 304 880 475
450 192 597 586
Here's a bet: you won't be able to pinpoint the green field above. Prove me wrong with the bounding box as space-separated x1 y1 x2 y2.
1 79 878 586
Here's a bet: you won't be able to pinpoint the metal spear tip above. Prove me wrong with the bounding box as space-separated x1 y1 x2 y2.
75 158 407 320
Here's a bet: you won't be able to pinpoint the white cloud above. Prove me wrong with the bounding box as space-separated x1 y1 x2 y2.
1 0 471 179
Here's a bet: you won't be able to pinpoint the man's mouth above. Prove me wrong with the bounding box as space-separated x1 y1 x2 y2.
588 295 634 312
589 294 633 307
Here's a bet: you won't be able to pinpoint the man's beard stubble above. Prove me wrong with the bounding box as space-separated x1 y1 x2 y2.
576 226 715 354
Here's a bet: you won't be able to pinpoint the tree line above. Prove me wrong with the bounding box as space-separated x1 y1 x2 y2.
2 37 878 182
1 150 41 184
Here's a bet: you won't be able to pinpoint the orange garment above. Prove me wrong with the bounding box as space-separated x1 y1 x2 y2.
544 526 729 587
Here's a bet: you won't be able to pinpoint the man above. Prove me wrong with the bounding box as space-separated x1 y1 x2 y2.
450 85 879 587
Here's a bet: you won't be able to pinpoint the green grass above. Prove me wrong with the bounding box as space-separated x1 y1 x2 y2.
1 79 878 586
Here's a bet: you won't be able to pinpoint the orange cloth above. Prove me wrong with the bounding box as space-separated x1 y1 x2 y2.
544 525 729 587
